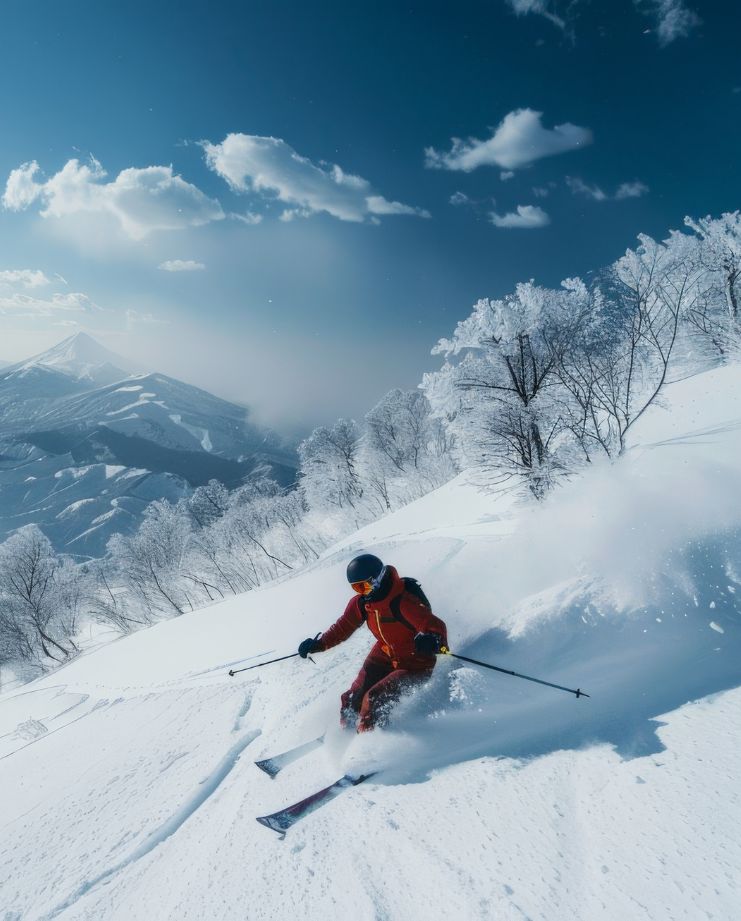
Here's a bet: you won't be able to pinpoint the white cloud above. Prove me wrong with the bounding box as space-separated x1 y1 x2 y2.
566 176 608 201
202 133 430 223
500 170 516 181
567 176 650 201
532 185 551 198
636 0 700 46
2 158 225 239
504 0 566 30
615 180 650 199
158 259 206 272
0 290 100 318
0 269 51 288
230 211 264 225
3 162 44 211
490 204 551 228
449 191 471 206
425 109 592 172
126 309 169 329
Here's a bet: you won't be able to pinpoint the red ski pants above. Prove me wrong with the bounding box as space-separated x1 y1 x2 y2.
341 656 432 732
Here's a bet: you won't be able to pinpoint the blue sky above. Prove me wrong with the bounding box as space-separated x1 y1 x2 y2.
0 0 736 432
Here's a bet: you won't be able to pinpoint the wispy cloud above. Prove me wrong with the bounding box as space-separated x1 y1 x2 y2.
490 204 551 228
449 192 471 206
636 0 700 46
158 259 206 272
425 109 592 172
566 176 608 201
0 290 100 318
230 211 263 225
203 134 430 223
0 269 51 288
504 0 567 30
126 309 169 329
567 176 649 201
2 158 225 239
615 180 650 199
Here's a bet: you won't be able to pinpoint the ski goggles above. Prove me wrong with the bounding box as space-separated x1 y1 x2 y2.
350 567 386 596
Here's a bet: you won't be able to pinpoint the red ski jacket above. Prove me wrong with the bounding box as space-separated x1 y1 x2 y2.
317 566 448 671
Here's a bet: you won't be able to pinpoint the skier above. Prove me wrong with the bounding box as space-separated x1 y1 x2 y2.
297 553 448 732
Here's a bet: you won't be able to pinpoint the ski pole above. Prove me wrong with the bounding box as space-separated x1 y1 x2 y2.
228 652 300 677
439 647 589 699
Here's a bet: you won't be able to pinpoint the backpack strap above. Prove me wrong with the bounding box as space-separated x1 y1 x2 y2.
389 593 418 634
357 595 368 623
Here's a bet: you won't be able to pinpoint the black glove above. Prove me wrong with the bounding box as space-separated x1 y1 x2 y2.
298 633 322 659
414 632 442 656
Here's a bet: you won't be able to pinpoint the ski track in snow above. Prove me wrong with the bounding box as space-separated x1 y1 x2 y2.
38 725 261 921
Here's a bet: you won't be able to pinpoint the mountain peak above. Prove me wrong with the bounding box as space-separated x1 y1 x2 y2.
9 332 146 384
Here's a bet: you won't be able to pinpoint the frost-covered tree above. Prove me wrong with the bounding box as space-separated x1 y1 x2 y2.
427 280 589 496
683 212 741 355
0 526 83 667
363 389 457 505
596 232 707 454
298 419 364 512
107 500 194 617
183 479 230 530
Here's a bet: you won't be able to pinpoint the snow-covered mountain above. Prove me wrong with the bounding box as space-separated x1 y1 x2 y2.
0 333 297 556
0 363 738 920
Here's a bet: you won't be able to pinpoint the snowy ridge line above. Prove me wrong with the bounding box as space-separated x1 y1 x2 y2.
38 726 261 921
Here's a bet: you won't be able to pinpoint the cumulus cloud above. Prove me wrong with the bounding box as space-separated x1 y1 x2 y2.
490 204 551 228
0 269 51 288
202 133 429 223
425 109 592 172
636 0 700 46
158 259 206 272
2 158 225 239
567 176 650 201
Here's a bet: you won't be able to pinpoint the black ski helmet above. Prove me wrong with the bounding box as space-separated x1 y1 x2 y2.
346 553 384 584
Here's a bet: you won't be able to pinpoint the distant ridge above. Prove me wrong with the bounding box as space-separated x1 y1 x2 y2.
0 333 297 557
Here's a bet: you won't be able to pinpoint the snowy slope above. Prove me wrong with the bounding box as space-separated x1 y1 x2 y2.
0 365 739 921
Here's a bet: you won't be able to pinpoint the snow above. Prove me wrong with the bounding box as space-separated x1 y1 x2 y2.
56 498 97 518
54 466 95 480
113 386 143 393
0 365 740 920
169 413 214 452
104 465 126 479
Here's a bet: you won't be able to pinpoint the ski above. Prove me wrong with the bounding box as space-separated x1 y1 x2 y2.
256 772 376 834
254 734 325 778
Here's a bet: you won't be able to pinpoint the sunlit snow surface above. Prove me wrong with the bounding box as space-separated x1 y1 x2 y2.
1 365 740 920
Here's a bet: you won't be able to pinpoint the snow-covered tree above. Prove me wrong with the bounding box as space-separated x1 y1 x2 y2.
427 281 590 496
362 389 457 505
0 526 83 667
683 212 741 355
107 500 194 617
298 419 364 513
